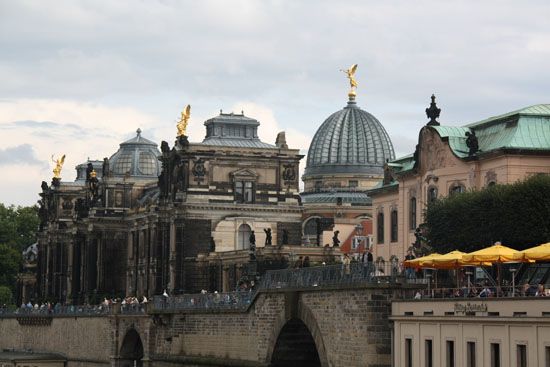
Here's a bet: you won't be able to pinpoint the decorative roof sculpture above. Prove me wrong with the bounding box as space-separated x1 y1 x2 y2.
177 104 191 137
304 66 395 178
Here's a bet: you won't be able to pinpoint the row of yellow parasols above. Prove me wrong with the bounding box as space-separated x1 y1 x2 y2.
404 242 550 269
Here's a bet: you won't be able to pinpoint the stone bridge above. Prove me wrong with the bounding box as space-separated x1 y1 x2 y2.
0 268 416 367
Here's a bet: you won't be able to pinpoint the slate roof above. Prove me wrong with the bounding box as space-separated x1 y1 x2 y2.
301 191 372 205
201 137 276 148
304 99 395 177
201 112 276 148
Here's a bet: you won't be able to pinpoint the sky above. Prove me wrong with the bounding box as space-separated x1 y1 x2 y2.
1 0 549 206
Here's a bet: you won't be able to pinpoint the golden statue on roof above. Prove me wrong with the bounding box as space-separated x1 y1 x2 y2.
52 154 66 179
341 64 358 97
176 104 191 137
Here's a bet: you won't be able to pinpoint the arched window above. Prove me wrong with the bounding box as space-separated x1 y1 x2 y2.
303 217 321 245
409 197 416 230
390 209 398 243
449 184 465 196
377 212 384 244
237 224 252 250
427 187 438 204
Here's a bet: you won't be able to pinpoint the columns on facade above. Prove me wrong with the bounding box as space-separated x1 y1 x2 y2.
169 220 176 292
66 239 73 301
222 266 230 293
126 229 134 297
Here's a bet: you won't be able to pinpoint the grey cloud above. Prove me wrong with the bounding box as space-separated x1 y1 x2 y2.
1 120 116 141
0 144 45 166
0 1 549 162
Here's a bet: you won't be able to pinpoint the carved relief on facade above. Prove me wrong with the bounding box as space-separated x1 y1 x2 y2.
485 170 497 186
468 167 476 187
419 128 456 173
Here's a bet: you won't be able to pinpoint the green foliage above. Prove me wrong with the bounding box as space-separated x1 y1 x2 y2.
0 286 13 305
426 175 550 253
0 243 21 290
0 204 38 292
0 204 39 251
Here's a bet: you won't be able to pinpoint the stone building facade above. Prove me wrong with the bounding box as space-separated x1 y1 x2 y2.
35 110 304 304
369 99 550 264
301 94 395 255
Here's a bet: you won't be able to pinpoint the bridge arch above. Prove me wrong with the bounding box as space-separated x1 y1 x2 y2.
119 328 144 367
267 300 329 367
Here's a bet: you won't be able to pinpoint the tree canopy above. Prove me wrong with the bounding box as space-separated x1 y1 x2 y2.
0 204 39 251
425 175 550 254
0 204 38 292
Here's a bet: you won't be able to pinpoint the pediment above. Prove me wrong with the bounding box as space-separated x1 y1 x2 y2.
417 127 457 174
230 168 258 178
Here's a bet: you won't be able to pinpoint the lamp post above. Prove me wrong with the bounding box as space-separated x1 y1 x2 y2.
426 272 433 298
465 269 473 296
510 265 518 297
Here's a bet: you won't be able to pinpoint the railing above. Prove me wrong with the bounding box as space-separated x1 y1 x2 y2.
153 291 256 312
261 262 401 290
0 304 112 317
120 303 147 314
1 263 417 316
400 285 550 300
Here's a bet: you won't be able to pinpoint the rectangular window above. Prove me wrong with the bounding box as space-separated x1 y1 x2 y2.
467 342 476 367
491 343 500 367
377 212 384 244
391 210 398 242
405 338 413 367
545 346 550 367
314 180 322 192
409 197 417 230
349 180 358 188
446 340 455 367
235 181 254 203
425 339 433 367
517 344 527 367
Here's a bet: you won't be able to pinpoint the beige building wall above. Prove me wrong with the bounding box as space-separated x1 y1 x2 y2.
371 126 550 264
393 298 550 367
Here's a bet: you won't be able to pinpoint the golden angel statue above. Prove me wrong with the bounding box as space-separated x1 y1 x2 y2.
52 154 66 179
176 104 191 137
341 64 358 95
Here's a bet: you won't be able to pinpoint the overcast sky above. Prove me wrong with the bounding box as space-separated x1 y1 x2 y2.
1 0 549 206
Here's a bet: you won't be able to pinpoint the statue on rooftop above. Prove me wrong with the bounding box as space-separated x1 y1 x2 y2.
332 230 340 247
51 154 65 179
264 228 272 246
341 64 358 97
176 104 191 137
465 131 479 156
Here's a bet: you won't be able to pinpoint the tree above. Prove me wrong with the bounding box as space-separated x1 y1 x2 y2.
0 286 13 306
0 204 38 293
0 243 21 291
425 175 550 253
0 204 39 251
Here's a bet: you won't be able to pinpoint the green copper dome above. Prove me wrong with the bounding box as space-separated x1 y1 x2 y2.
304 99 395 177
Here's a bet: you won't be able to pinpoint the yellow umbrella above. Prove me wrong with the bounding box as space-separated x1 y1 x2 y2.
403 253 441 269
512 242 550 262
461 242 520 264
430 250 467 269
